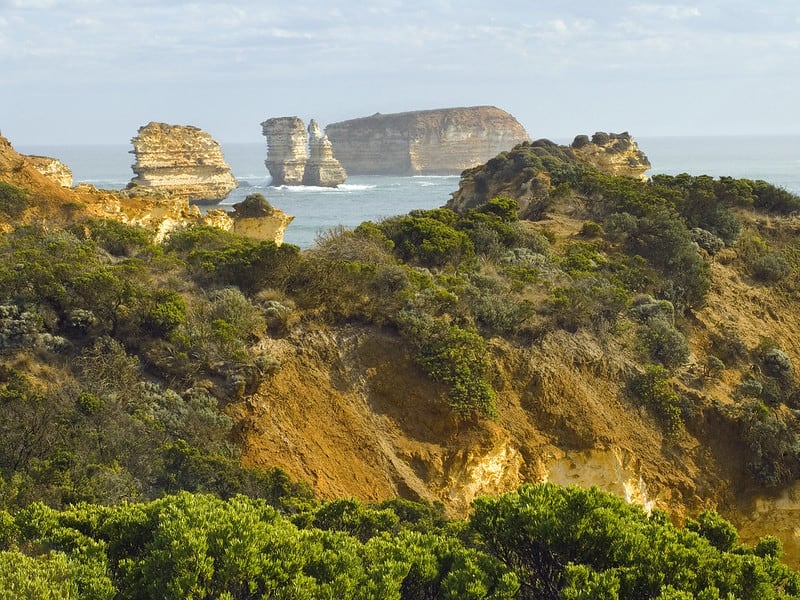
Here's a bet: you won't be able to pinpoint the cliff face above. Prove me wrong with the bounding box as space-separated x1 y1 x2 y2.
261 117 308 186
303 120 347 187
23 155 73 187
129 122 237 203
324 106 530 175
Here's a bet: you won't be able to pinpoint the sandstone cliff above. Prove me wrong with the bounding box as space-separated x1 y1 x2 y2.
23 154 73 187
129 122 238 203
324 106 530 175
302 119 347 187
261 117 308 186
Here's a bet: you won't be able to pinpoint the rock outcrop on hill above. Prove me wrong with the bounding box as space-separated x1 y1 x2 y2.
324 106 530 175
23 155 73 187
230 193 295 245
571 131 651 181
129 122 237 203
261 117 309 186
302 120 347 187
448 133 651 216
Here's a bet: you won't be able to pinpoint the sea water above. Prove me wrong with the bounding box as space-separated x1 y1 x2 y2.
16 136 800 249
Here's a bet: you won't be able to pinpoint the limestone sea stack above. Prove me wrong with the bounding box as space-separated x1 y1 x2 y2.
324 106 530 175
129 122 237 204
302 120 347 187
261 117 308 186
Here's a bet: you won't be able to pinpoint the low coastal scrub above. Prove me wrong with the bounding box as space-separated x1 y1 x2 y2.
0 484 795 599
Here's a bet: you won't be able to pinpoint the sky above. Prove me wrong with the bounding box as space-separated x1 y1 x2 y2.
1 0 799 145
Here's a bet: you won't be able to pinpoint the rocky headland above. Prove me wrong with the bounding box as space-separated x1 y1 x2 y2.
23 154 73 187
324 105 530 175
129 122 238 204
261 117 346 187
448 132 652 215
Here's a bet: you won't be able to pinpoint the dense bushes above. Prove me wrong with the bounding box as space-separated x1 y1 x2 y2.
165 225 301 294
630 365 684 434
0 484 794 599
470 484 799 599
0 182 27 218
398 310 497 420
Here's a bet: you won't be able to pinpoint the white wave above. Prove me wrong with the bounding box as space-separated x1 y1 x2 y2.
236 174 271 181
275 183 376 192
337 184 377 191
411 175 460 179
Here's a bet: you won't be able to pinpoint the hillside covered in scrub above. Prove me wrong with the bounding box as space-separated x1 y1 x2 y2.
2 133 800 596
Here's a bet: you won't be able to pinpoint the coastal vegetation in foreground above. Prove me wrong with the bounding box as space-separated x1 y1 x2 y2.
1 483 797 599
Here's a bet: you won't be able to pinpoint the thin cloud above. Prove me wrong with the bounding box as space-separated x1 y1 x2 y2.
630 4 702 20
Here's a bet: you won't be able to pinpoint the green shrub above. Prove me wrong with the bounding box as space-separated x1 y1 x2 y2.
631 365 683 434
398 311 497 420
686 510 738 552
751 252 791 282
751 180 800 214
166 225 300 294
545 277 628 332
736 400 800 487
379 215 474 269
638 316 690 370
580 221 604 238
143 290 186 336
690 228 725 255
0 182 27 217
69 218 155 257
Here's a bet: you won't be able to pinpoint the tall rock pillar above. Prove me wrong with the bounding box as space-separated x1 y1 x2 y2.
302 119 347 187
261 117 308 186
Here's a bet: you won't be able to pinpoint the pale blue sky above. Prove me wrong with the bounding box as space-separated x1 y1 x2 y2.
1 0 798 144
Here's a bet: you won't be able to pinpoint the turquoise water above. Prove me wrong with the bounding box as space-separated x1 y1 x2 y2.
16 136 800 248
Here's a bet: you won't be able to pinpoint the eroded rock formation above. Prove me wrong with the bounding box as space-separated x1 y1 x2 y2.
230 193 295 245
24 155 73 187
324 106 530 175
261 117 308 186
0 134 292 246
129 122 237 203
571 131 651 180
303 120 347 187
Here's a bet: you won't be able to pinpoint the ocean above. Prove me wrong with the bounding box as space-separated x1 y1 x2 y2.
16 135 800 249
